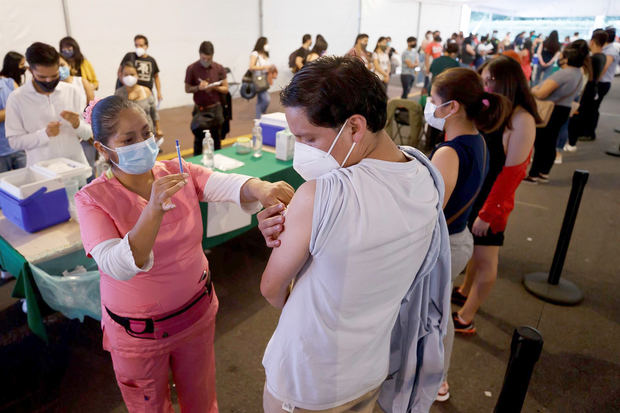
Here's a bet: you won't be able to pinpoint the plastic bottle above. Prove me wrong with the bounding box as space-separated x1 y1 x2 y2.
252 119 263 158
202 130 215 168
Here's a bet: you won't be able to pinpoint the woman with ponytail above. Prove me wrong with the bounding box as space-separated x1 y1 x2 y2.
427 67 512 401
451 55 538 338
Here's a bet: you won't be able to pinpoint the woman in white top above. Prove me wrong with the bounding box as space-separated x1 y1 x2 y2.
249 37 275 120
59 55 94 109
372 36 391 93
257 56 438 412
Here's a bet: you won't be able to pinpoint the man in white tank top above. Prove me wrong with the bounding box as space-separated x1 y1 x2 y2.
257 56 442 412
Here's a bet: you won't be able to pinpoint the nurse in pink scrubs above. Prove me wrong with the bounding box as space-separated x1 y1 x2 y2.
75 95 294 413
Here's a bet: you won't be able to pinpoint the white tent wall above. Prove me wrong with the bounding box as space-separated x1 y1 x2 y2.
360 0 421 60
418 1 467 42
65 0 260 109
0 1 66 65
262 0 360 92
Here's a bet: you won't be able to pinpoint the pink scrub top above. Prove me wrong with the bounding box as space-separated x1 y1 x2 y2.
75 160 214 354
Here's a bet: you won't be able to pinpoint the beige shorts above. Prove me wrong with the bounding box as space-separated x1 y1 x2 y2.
263 383 382 413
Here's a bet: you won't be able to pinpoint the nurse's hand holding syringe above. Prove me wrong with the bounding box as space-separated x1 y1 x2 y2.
127 173 188 268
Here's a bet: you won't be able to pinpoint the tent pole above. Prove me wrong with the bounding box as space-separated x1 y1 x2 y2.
417 2 422 42
61 0 72 37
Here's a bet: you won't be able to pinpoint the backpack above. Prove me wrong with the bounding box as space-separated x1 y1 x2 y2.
289 48 302 71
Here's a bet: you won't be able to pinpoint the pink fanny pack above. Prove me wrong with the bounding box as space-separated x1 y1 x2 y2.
106 271 212 340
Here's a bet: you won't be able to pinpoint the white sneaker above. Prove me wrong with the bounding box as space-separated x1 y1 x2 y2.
554 154 563 164
415 82 424 87
564 144 577 152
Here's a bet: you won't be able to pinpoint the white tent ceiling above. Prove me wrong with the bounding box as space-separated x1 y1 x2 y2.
425 0 620 18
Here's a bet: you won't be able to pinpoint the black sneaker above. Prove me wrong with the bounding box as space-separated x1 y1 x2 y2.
537 174 549 183
578 135 595 142
451 286 468 306
523 176 538 184
453 312 476 335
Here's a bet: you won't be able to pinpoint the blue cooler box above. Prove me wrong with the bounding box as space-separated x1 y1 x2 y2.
0 168 70 233
260 112 288 146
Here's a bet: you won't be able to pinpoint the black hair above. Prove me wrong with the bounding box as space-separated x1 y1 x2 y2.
592 29 609 47
543 30 561 55
374 36 387 52
134 34 148 46
433 67 513 133
446 42 459 55
59 36 85 70
25 42 59 68
302 34 311 44
310 38 328 56
281 56 387 133
478 55 542 126
0 51 25 85
120 62 137 73
253 36 269 57
434 34 442 42
407 36 417 44
91 95 147 145
604 26 616 44
199 41 214 55
562 40 589 69
355 33 369 45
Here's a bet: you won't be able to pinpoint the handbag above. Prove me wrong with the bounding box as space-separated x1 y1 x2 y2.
252 71 269 93
534 76 583 128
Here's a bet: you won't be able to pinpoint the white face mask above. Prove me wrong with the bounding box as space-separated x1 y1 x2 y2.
135 47 146 57
424 100 454 131
263 44 270 52
293 119 356 181
122 75 138 87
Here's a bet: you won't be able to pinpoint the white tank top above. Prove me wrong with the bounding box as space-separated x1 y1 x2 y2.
262 153 439 410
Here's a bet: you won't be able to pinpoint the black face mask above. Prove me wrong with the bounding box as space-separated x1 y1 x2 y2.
34 76 60 93
18 67 26 75
409 43 417 49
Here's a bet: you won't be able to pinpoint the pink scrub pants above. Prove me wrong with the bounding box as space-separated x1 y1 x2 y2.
108 295 219 413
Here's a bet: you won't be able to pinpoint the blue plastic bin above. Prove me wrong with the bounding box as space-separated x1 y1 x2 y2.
0 186 70 233
260 112 288 146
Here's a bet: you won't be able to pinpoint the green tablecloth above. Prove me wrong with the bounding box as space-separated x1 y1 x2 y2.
2 146 302 341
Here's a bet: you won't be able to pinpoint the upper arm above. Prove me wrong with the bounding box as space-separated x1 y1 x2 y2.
75 190 121 256
505 111 536 166
601 55 613 77
185 161 213 199
260 181 315 307
430 146 459 208
249 53 258 69
532 78 559 99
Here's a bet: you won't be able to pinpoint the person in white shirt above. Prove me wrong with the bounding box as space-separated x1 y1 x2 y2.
5 42 91 167
257 56 439 412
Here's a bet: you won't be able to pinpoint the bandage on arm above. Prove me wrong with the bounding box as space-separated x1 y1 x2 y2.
90 234 154 281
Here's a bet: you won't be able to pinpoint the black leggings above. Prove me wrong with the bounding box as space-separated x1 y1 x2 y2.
529 105 571 177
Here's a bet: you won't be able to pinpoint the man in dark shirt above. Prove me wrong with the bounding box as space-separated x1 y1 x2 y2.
185 41 229 154
290 34 312 73
117 34 162 101
429 43 460 87
460 34 476 67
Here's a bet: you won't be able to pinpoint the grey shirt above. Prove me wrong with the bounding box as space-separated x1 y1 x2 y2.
547 67 583 107
114 87 159 131
401 49 418 76
601 43 620 83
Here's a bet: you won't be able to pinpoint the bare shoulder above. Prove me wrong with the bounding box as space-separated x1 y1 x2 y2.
288 181 316 213
511 106 536 129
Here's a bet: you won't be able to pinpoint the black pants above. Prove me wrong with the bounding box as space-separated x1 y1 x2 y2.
400 74 414 99
191 104 224 156
529 105 571 177
590 81 611 140
568 82 596 145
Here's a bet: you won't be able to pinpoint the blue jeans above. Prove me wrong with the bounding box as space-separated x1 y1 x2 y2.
400 74 415 99
556 119 569 149
532 64 554 86
0 151 26 172
256 90 270 120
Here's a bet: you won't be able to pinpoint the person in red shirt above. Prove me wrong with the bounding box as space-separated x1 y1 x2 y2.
424 34 444 92
185 41 229 155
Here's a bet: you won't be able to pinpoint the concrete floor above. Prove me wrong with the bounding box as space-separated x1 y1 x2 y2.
0 77 619 413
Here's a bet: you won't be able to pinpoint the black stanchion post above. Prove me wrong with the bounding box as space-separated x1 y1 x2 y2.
523 170 588 305
494 326 544 413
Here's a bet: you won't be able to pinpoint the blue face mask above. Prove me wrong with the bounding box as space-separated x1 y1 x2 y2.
103 136 159 175
59 66 71 81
